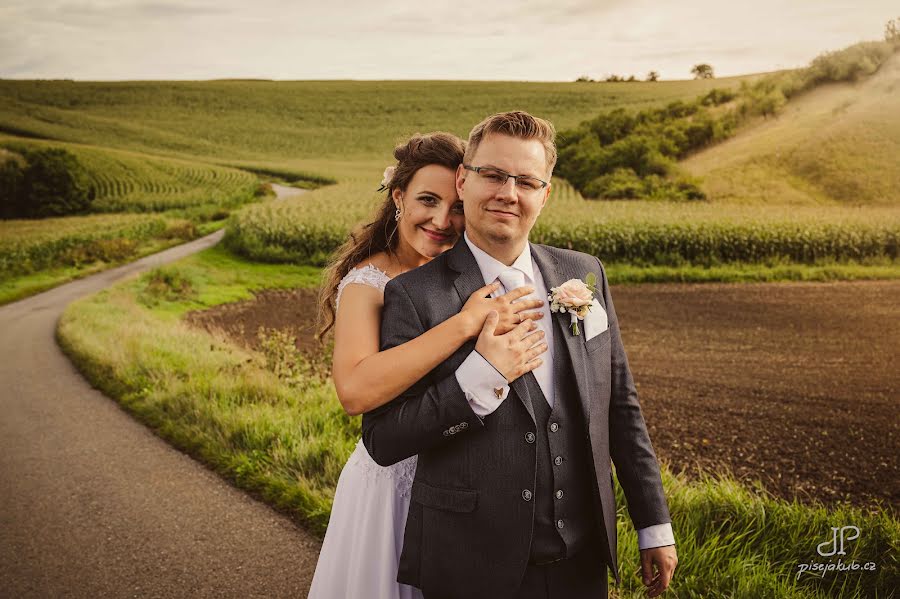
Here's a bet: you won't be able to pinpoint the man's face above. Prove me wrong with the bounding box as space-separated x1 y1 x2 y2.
456 133 551 248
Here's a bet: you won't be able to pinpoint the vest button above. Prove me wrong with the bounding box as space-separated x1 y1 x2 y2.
555 489 564 500
554 456 563 466
549 422 559 432
522 489 533 501
557 519 565 529
525 432 536 443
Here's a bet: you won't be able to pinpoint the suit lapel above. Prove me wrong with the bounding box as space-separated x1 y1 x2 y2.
448 237 537 423
530 244 593 426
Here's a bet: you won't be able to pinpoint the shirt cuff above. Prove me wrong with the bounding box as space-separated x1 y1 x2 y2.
454 350 509 417
637 523 675 550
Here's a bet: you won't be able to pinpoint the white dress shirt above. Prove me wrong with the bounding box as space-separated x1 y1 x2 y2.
453 230 675 550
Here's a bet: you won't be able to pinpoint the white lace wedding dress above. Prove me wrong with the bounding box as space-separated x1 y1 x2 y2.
307 264 422 599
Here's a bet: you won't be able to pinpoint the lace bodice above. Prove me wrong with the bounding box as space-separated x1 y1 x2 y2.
346 439 417 497
336 263 391 312
335 263 417 496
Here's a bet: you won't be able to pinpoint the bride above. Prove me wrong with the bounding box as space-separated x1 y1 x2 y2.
309 131 548 598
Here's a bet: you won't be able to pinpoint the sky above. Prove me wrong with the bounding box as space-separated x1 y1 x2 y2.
1 0 896 81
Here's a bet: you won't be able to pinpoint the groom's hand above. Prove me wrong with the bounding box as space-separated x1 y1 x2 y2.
639 545 677 597
475 310 547 382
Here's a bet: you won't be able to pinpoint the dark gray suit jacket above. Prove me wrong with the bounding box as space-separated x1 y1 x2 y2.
362 236 670 598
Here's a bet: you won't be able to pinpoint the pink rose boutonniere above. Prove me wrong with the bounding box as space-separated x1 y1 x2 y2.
548 272 598 336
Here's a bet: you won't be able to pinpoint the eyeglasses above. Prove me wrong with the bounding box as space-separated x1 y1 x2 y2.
463 165 548 194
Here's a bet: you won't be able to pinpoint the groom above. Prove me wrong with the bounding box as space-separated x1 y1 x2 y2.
363 111 677 599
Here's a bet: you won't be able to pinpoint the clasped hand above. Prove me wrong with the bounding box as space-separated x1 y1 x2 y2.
460 282 548 382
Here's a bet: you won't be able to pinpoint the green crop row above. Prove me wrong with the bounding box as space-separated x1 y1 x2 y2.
224 180 900 266
0 213 170 278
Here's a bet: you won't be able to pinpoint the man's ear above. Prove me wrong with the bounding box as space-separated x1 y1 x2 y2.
455 163 467 197
540 183 552 209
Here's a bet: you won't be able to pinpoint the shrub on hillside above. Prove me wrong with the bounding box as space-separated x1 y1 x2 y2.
556 98 731 200
0 150 26 219
583 168 706 201
0 146 95 219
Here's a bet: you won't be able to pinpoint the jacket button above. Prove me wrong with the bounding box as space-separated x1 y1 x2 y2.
557 519 565 529
522 489 533 501
555 489 564 500
549 422 559 432
554 456 563 466
525 432 536 444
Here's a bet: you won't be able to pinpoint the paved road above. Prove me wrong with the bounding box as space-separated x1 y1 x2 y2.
0 227 322 598
270 183 308 200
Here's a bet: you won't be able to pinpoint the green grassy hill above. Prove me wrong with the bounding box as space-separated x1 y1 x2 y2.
0 76 756 180
682 53 900 205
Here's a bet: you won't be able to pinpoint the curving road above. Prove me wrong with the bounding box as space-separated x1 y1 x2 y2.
1 192 322 598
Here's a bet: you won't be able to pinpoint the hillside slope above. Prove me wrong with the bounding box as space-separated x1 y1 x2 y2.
0 77 755 169
682 53 900 205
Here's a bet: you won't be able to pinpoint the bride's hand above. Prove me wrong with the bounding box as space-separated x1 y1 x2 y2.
460 282 545 339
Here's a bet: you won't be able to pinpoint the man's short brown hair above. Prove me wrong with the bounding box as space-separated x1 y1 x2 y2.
463 111 557 177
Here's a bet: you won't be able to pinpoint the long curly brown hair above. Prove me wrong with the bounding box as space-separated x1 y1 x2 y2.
315 131 466 342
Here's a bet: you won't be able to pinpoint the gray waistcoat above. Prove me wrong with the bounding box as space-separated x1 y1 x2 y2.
522 311 599 563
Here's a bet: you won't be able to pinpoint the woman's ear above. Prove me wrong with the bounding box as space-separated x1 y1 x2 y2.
391 188 403 211
455 163 467 198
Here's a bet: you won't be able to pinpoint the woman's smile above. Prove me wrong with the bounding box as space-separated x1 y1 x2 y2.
420 226 452 242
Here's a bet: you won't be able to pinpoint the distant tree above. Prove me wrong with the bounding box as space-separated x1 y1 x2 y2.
646 71 660 82
0 150 26 219
575 75 594 82
626 75 636 82
10 148 95 218
605 74 623 82
886 17 900 43
691 64 715 79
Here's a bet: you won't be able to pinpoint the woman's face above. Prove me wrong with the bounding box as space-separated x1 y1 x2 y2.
393 164 465 259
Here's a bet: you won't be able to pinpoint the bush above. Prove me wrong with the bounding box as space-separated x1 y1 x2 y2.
58 237 138 267
140 267 196 305
584 168 644 199
159 220 199 240
0 146 95 219
0 150 26 219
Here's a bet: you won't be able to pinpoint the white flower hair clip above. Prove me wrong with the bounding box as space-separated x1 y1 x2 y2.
377 165 397 192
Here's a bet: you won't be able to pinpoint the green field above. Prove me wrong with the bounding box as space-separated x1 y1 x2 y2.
0 76 758 172
0 71 789 300
1 43 898 291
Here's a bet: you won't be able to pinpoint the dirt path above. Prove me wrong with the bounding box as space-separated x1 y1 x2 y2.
189 280 899 514
270 183 308 200
0 228 322 598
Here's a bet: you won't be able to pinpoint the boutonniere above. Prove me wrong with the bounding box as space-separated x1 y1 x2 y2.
548 272 598 336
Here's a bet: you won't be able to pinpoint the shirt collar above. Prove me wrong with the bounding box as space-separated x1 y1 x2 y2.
463 230 534 286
